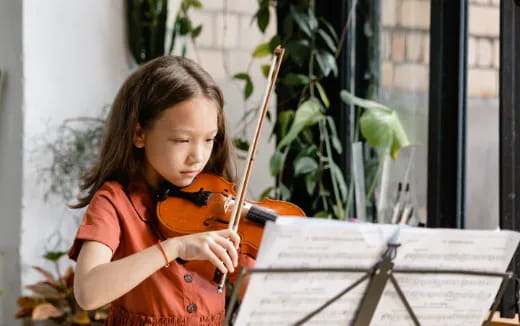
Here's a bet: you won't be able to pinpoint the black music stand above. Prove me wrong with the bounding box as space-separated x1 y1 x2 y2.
224 242 513 326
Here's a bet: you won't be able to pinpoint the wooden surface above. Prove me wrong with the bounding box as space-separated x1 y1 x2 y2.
485 312 520 325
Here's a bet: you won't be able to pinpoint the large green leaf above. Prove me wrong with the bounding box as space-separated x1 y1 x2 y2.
277 99 324 149
341 90 410 159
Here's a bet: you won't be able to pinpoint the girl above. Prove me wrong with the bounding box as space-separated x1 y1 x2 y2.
68 56 253 325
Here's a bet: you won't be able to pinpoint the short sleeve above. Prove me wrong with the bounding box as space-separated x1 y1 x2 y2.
68 187 122 261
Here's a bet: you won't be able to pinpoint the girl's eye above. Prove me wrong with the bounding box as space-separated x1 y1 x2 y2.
172 139 189 143
206 138 216 143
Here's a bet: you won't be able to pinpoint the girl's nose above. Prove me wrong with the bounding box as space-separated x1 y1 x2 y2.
188 143 204 163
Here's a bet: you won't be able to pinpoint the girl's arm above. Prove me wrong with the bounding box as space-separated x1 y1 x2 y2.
74 229 240 310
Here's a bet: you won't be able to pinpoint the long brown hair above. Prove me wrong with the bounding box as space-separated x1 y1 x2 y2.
72 56 236 208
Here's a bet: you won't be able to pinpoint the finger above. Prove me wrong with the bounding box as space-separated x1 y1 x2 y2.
215 236 239 267
209 241 235 273
219 229 241 249
204 246 228 274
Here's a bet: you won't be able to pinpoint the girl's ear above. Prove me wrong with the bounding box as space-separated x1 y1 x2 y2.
133 123 145 148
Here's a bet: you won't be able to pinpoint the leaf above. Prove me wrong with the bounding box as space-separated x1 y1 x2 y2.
32 303 63 321
330 161 347 201
244 78 253 99
315 50 338 77
191 25 202 38
305 172 318 195
15 307 33 319
306 8 319 33
261 64 271 78
25 282 61 299
270 150 285 176
318 29 337 53
315 82 330 108
283 73 310 86
187 0 202 9
258 186 274 200
314 211 332 219
279 182 291 201
17 296 45 309
233 73 249 80
294 156 318 176
70 311 91 324
277 110 295 139
32 266 55 283
178 17 191 35
341 90 410 158
326 116 342 154
232 138 249 151
277 99 324 149
340 90 393 112
233 73 253 100
359 109 394 150
290 6 312 37
252 42 271 58
256 6 270 33
286 39 309 66
319 17 339 43
44 251 65 262
268 34 281 52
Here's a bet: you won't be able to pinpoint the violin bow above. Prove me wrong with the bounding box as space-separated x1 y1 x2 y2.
216 46 285 293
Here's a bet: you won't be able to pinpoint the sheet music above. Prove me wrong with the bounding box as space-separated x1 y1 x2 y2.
233 218 520 326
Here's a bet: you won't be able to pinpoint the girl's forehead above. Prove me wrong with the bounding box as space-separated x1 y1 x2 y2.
155 97 219 133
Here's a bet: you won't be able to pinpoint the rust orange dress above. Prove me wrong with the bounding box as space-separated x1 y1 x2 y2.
68 175 254 326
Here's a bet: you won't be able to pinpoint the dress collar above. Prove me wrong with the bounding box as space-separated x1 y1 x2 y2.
126 174 157 222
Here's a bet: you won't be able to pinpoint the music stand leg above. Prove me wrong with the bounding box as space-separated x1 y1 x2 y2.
484 273 513 326
292 273 371 326
389 274 420 326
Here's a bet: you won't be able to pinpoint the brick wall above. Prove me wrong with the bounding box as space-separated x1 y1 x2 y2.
381 0 500 98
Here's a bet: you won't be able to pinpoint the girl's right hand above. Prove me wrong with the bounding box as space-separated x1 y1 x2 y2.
169 229 240 274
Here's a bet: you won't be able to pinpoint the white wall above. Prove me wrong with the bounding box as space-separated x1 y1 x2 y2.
21 0 132 293
0 0 275 324
0 0 23 323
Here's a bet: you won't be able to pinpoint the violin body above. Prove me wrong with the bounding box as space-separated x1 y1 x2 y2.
157 172 306 259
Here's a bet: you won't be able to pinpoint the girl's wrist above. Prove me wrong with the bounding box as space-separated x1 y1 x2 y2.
163 237 180 262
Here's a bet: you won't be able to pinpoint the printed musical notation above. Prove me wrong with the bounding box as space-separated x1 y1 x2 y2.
233 218 520 326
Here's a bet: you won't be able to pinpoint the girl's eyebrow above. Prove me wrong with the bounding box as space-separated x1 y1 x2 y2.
169 128 218 134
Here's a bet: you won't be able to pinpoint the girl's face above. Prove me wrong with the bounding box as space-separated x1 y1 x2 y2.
134 96 219 188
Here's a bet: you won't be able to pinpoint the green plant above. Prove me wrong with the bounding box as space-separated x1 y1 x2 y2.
127 0 203 64
39 117 104 203
233 1 409 220
15 252 107 325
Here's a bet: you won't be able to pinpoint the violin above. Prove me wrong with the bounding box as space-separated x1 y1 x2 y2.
156 46 304 293
156 172 305 259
